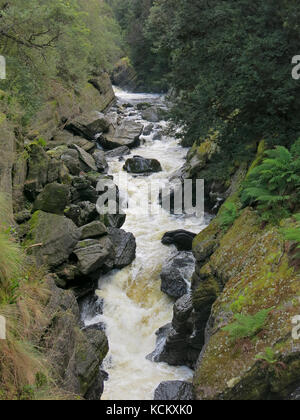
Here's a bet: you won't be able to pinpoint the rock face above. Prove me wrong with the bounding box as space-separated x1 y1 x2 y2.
160 252 195 299
26 211 81 268
123 156 162 174
33 182 70 215
191 208 300 400
108 227 136 269
162 230 197 251
0 113 15 213
43 277 109 400
98 119 143 150
154 381 194 401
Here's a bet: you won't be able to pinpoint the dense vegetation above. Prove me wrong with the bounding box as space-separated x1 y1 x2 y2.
0 0 123 122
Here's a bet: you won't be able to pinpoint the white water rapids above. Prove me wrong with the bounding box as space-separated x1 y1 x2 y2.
85 88 208 400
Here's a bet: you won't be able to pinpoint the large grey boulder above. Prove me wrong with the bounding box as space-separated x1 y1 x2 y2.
108 227 136 269
154 381 194 401
26 211 81 268
33 182 70 215
141 106 165 123
105 146 131 159
61 149 81 176
80 221 107 240
160 252 195 299
123 156 162 174
66 111 110 140
98 119 142 150
93 150 108 173
73 237 115 275
70 144 97 172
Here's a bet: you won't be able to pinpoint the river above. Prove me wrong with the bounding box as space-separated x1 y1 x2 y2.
85 87 207 400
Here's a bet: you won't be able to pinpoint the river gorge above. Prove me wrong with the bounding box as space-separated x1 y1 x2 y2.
83 88 207 400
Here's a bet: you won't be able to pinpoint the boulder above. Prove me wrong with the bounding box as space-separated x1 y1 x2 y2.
70 144 97 172
143 123 154 136
73 237 115 276
33 182 70 215
50 132 96 152
154 381 194 401
93 150 108 173
61 149 81 176
141 107 164 123
98 120 142 150
65 202 98 227
123 156 162 174
66 111 110 140
105 146 131 159
107 227 136 269
162 230 197 251
78 293 104 321
160 252 195 299
80 221 107 240
153 131 162 141
26 211 81 268
71 176 98 204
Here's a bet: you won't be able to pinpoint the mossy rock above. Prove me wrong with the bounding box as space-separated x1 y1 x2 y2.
33 182 70 215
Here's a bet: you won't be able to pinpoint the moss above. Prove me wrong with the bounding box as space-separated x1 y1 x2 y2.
193 207 300 400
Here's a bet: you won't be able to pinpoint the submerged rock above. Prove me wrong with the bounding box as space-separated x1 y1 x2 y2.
162 230 197 251
108 227 137 269
123 155 162 174
160 252 195 299
154 381 194 401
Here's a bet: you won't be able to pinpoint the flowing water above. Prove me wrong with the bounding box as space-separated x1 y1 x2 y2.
85 87 208 400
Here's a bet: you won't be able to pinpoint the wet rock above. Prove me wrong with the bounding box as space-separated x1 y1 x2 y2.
69 144 97 172
154 381 194 401
105 146 131 159
162 230 197 251
80 221 107 240
26 211 80 268
73 237 115 276
98 119 142 150
160 252 195 299
153 131 162 141
143 123 154 136
93 150 108 173
33 182 70 215
108 227 137 269
123 156 162 174
79 293 104 321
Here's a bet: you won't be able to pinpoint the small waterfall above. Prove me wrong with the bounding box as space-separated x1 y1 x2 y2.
84 87 207 400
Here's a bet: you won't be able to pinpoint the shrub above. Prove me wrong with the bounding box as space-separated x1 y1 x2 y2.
241 139 300 222
222 308 272 342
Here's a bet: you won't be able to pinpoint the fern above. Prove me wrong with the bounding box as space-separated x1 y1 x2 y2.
222 309 272 342
219 202 239 230
255 347 277 364
241 139 300 222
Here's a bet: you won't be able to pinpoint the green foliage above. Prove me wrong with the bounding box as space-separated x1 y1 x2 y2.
124 0 300 149
241 140 300 222
255 347 277 365
219 202 239 230
0 0 123 122
223 309 272 342
283 214 300 255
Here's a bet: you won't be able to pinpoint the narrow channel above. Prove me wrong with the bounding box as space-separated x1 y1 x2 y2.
86 88 207 400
